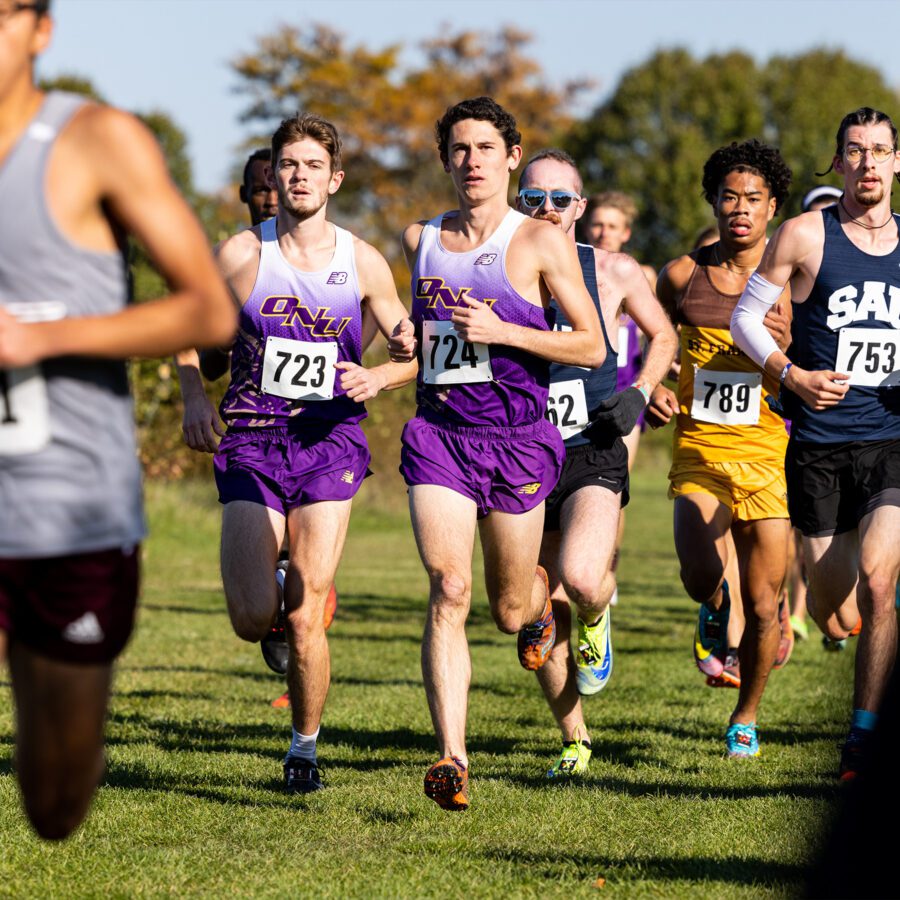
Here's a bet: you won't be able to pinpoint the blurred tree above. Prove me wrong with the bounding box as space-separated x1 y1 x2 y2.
232 24 591 282
566 48 900 268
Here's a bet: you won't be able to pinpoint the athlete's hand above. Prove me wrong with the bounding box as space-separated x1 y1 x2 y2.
764 303 792 352
646 384 678 428
388 318 417 362
181 393 225 453
337 361 387 402
0 308 47 367
451 294 507 344
785 366 850 410
586 387 647 438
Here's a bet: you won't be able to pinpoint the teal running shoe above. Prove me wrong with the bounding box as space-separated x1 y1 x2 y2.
576 609 612 695
725 721 760 758
694 582 731 678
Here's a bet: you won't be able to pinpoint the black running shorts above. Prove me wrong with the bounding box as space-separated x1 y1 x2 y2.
785 437 900 536
544 438 629 532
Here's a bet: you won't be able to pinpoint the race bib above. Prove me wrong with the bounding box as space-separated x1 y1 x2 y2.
691 367 762 426
547 379 589 440
834 327 900 387
617 324 630 369
422 320 492 385
261 336 337 401
0 301 65 456
0 366 51 455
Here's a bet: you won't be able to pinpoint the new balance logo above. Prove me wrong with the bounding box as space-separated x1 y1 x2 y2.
474 253 497 266
327 272 348 285
517 482 541 495
62 612 104 645
340 470 355 484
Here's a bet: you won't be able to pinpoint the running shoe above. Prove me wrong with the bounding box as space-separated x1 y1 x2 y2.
261 562 290 676
849 617 862 637
284 756 325 794
823 636 847 652
271 691 290 709
707 650 740 688
517 569 555 671
789 614 809 642
323 583 339 631
838 729 872 781
576 609 613 695
423 756 469 810
774 593 795 669
693 583 730 678
725 721 760 758
546 739 592 780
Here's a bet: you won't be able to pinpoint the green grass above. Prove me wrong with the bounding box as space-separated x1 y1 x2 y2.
0 459 853 898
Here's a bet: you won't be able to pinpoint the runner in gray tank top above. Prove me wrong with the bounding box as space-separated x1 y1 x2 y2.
0 1 234 839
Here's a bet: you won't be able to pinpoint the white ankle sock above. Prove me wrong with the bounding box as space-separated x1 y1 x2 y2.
287 727 319 763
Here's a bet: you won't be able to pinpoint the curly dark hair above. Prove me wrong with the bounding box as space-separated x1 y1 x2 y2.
435 97 521 165
701 139 792 213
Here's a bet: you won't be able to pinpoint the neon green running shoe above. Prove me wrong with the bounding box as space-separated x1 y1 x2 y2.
545 739 592 780
576 609 612 695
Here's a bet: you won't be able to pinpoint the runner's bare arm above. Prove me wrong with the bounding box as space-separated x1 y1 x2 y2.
613 253 677 392
387 223 427 362
451 224 604 367
0 107 234 367
336 241 418 402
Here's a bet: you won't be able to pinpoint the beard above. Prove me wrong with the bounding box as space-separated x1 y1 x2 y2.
853 180 885 208
533 210 562 227
277 186 326 221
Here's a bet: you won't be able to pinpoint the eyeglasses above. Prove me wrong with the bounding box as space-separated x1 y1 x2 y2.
843 144 896 164
0 2 44 25
517 189 581 211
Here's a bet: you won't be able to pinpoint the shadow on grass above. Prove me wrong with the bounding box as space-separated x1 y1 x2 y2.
142 603 226 616
119 664 275 684
479 845 806 889
112 688 219 702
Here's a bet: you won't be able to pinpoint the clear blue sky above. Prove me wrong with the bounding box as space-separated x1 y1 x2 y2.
42 0 900 193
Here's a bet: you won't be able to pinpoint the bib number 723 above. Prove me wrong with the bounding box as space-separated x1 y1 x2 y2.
261 336 337 401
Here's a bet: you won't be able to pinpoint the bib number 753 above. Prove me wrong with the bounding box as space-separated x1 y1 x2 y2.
834 327 900 387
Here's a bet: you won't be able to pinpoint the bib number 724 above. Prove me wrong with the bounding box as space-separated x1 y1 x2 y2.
422 320 492 385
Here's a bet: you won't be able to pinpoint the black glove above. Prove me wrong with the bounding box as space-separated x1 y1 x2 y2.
584 386 646 439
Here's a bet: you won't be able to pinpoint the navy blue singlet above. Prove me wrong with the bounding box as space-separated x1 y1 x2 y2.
789 206 900 443
548 243 617 448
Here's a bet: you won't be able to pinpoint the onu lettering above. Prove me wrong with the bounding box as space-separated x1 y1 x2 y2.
826 281 900 330
416 277 497 310
259 295 351 336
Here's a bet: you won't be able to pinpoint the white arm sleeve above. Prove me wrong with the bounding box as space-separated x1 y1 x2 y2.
730 272 784 369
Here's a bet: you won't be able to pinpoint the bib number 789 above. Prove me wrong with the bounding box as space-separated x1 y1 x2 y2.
690 368 761 426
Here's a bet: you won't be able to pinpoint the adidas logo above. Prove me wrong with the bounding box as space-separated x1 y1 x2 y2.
62 612 104 645
517 482 541 495
340 470 354 484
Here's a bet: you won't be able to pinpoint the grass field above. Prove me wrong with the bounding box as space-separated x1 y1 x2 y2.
0 455 854 898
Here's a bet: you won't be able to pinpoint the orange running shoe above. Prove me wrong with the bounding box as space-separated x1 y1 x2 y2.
517 568 555 671
706 651 741 688
424 756 469 810
271 691 290 709
850 617 862 637
323 584 338 631
774 592 795 669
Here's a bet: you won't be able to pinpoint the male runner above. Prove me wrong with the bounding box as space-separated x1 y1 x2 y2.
207 113 416 793
390 97 604 809
515 150 676 778
648 139 793 757
0 1 235 839
582 191 657 608
731 107 900 777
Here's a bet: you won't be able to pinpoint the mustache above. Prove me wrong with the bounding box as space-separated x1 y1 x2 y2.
533 210 562 226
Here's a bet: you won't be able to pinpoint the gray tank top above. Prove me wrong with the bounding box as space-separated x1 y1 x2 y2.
0 92 144 557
